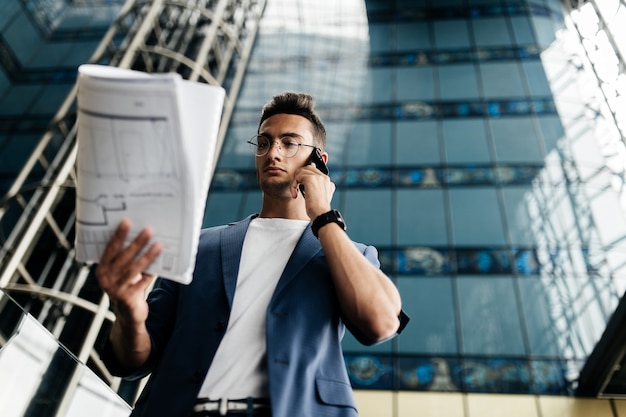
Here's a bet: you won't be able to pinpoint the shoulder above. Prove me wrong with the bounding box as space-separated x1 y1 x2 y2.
198 214 257 240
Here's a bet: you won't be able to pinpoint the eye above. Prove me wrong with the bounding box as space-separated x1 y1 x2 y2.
281 137 300 149
257 137 270 149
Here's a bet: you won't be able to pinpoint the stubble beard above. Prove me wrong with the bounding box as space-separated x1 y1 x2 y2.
259 177 292 200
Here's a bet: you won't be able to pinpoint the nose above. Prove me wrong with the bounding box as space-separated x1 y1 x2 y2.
265 140 282 158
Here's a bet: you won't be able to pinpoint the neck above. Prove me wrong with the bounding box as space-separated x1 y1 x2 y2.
258 194 309 220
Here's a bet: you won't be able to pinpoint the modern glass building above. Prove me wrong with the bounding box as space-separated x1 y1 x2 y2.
2 0 626 416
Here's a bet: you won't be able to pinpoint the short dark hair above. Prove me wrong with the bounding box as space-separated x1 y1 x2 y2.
259 92 326 148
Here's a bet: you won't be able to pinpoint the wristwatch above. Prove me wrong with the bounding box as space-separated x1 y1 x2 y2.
311 210 347 238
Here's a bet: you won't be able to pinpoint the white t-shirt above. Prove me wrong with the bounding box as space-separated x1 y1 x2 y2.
197 217 309 399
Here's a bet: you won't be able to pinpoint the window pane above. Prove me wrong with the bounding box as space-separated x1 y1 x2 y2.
518 278 567 356
490 117 544 163
433 20 471 49
502 186 535 246
396 121 440 165
204 192 246 227
438 65 480 100
363 68 393 103
442 119 491 164
522 61 552 96
397 277 458 354
480 63 526 98
346 121 392 166
396 22 431 51
510 16 536 44
449 187 506 245
368 23 392 53
396 67 435 101
344 189 392 246
457 276 525 355
537 115 565 153
472 18 512 47
397 189 448 246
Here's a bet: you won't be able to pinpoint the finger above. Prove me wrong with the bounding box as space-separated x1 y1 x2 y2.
99 219 131 265
123 242 162 285
110 227 154 270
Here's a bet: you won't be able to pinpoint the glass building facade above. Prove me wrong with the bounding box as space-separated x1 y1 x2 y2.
207 0 625 398
2 0 626 416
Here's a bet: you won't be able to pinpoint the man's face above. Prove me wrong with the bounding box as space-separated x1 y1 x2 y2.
255 113 316 198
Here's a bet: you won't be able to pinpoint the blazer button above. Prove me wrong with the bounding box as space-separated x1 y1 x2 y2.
192 370 204 383
215 321 225 332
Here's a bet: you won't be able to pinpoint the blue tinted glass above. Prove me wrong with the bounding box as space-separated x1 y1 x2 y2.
472 18 512 47
345 354 395 389
522 61 552 96
530 360 570 395
398 277 458 354
449 188 506 245
480 62 526 98
219 126 258 169
518 278 565 356
25 42 72 68
369 23 392 53
396 22 431 51
531 16 557 48
457 276 526 355
501 186 536 246
455 248 512 274
438 65 480 100
461 357 531 393
396 121 441 165
203 192 246 227
538 116 565 153
510 16 535 44
4 11 42 63
442 119 491 164
363 68 393 103
490 117 545 163
396 67 436 101
30 84 73 115
242 191 263 217
398 356 463 391
0 85 42 115
0 134 39 172
62 41 102 66
397 189 448 246
396 247 453 275
0 2 20 29
346 121 392 166
433 20 471 49
344 189 392 246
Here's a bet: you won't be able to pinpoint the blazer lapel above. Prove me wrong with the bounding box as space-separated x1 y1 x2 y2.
272 225 322 300
220 215 254 308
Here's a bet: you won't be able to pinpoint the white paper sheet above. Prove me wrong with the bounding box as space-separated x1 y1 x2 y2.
75 64 225 284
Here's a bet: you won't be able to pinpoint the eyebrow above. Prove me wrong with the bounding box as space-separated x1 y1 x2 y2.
258 132 304 139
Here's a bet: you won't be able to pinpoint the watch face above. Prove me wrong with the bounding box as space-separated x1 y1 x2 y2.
312 210 346 237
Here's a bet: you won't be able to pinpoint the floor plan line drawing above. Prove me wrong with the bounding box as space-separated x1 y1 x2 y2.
74 64 225 284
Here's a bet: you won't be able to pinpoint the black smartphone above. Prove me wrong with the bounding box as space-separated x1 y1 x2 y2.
306 148 329 175
299 148 328 197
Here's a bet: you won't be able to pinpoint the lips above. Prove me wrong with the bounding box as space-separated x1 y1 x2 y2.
263 165 285 174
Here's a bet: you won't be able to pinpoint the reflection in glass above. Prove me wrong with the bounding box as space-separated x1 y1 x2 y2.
0 291 130 417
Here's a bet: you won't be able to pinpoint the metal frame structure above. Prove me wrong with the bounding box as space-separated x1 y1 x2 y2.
0 0 265 407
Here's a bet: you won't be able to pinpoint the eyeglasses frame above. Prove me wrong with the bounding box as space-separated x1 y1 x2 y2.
247 134 320 158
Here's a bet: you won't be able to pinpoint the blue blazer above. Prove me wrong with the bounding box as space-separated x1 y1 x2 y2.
103 215 407 417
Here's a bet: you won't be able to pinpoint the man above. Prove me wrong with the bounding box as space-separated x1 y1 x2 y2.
96 92 408 417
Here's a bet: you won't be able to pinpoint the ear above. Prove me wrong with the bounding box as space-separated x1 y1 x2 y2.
321 151 329 164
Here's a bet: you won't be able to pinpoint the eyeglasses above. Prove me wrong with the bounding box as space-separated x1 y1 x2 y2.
247 135 319 158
